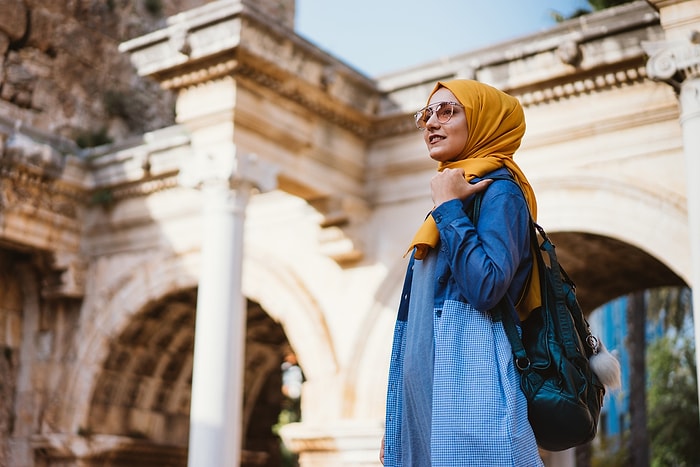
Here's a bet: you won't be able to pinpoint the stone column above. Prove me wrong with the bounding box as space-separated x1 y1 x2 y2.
643 1 700 421
180 146 277 466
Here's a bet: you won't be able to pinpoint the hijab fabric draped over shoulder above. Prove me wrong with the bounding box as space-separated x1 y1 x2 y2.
406 80 541 319
407 79 537 258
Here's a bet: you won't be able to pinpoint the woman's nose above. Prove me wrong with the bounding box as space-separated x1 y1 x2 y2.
425 112 440 128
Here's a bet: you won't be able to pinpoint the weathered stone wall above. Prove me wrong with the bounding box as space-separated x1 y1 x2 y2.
0 251 24 466
0 0 216 146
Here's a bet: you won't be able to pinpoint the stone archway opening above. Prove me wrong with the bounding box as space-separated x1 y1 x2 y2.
45 293 301 467
549 232 687 313
548 232 690 466
243 300 302 467
83 289 197 463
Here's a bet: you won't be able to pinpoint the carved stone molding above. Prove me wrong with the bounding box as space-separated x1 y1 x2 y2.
308 195 365 265
179 145 278 193
119 1 378 138
556 40 583 66
86 125 192 204
0 148 85 256
515 65 648 107
35 251 88 300
643 37 700 87
278 420 383 463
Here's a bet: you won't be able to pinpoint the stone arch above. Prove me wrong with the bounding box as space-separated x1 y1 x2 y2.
533 173 689 309
56 250 201 434
85 289 196 444
241 249 339 381
533 173 689 284
58 244 336 437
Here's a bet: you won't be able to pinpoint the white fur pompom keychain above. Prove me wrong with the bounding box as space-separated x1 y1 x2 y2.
588 336 622 390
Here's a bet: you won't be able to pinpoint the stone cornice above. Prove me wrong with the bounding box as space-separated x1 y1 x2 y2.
513 63 650 107
371 62 652 140
120 0 379 138
84 126 191 198
0 126 86 239
645 0 699 13
377 2 658 91
372 2 660 139
120 1 661 142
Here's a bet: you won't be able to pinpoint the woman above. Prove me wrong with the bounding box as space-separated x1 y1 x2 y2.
381 79 544 466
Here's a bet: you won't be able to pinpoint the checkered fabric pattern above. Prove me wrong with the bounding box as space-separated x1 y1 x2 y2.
384 298 544 466
430 299 543 466
384 320 406 466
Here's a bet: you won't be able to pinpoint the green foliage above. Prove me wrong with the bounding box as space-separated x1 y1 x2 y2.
647 287 693 333
647 331 700 466
273 394 301 467
90 188 114 207
102 89 155 132
592 431 630 467
143 0 162 15
550 8 591 22
103 90 131 120
588 0 635 10
75 127 112 148
552 0 636 22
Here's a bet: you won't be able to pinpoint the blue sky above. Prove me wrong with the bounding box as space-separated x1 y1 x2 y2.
295 0 592 76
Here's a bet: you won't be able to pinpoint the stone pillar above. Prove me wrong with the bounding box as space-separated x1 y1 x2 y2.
643 0 700 424
180 145 277 466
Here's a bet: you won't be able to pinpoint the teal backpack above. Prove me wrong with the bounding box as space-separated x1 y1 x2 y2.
471 175 615 451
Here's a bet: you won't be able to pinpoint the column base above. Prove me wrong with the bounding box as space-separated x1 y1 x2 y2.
279 419 383 467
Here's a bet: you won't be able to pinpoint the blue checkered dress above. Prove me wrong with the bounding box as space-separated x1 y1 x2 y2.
384 172 544 466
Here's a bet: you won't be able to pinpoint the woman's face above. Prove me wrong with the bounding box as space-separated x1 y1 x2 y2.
422 88 468 163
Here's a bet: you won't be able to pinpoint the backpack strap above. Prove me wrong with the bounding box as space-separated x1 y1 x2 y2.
469 173 533 369
469 173 515 224
495 298 532 370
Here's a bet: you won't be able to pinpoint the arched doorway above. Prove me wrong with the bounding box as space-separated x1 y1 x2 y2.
40 293 300 466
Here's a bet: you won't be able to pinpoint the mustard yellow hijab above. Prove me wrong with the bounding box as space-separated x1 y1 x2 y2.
407 79 540 318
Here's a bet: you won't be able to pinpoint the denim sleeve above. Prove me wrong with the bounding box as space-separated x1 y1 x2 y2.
430 183 530 311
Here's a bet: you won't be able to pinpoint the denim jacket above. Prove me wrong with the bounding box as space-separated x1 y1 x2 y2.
431 167 532 314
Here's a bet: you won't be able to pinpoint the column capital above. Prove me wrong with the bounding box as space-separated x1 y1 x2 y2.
179 144 278 193
642 35 700 86
646 0 695 10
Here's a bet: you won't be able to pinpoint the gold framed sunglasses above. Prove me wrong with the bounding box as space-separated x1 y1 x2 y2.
414 101 464 130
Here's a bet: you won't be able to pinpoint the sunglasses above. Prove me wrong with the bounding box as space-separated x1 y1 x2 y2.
413 101 464 130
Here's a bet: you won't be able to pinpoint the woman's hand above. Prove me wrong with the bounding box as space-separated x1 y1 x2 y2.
431 168 493 206
380 434 385 465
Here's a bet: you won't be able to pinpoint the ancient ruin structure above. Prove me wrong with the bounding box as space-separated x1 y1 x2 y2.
1 0 698 465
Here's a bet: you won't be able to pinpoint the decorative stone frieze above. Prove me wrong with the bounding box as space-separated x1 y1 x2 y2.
0 125 85 254
516 66 648 106
556 40 583 66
